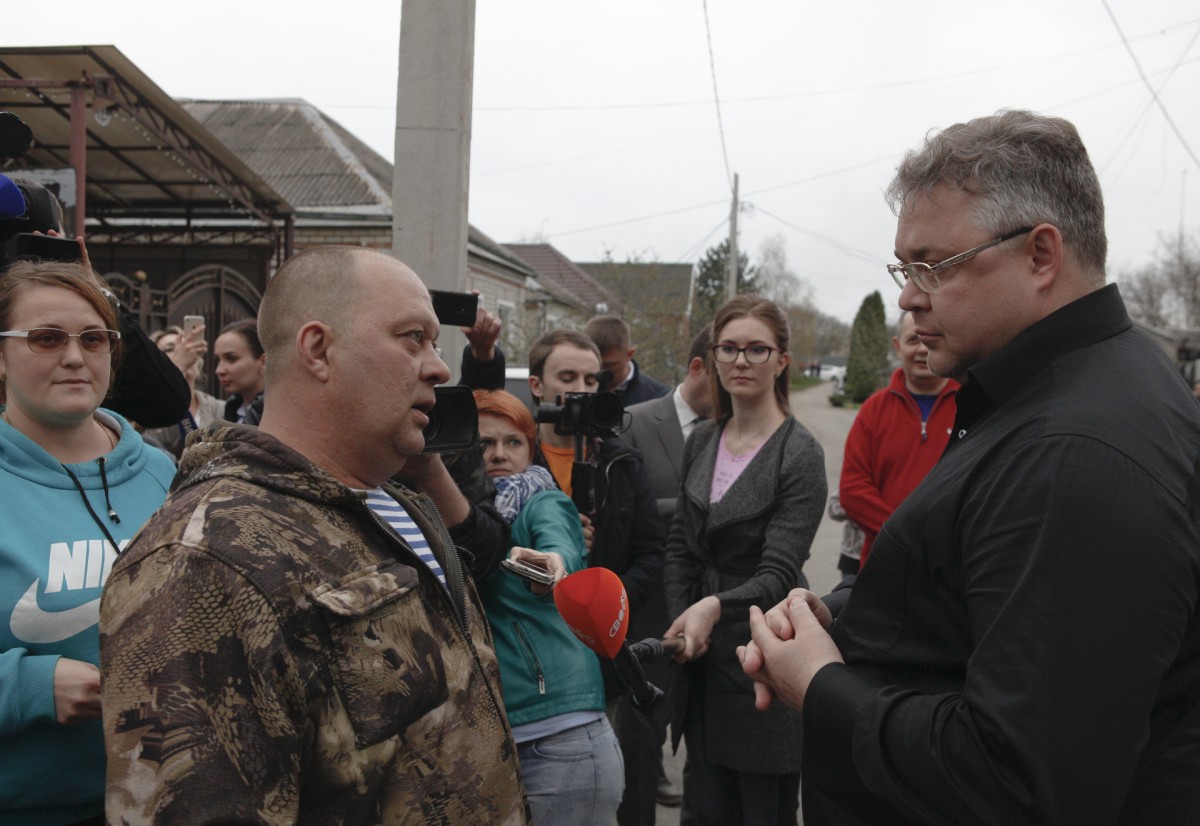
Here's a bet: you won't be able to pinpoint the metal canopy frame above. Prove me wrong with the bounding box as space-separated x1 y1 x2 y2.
0 45 292 255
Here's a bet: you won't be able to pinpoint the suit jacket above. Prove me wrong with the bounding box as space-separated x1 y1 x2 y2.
618 360 671 406
664 415 827 774
621 391 685 524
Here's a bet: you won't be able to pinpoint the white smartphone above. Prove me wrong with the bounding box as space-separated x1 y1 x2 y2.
501 558 557 587
183 315 205 335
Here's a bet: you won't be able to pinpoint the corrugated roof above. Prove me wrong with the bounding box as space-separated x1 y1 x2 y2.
182 99 390 213
179 98 536 280
0 45 287 223
505 243 615 314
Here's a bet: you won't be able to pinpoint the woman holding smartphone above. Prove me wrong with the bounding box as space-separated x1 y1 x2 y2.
473 389 624 826
143 321 223 459
664 294 826 825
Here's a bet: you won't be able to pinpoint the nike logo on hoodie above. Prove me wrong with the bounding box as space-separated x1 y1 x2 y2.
9 579 101 644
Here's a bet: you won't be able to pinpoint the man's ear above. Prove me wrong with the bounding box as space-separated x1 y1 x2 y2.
529 373 544 405
1029 223 1064 292
688 355 707 379
296 321 333 381
892 336 902 356
627 346 637 360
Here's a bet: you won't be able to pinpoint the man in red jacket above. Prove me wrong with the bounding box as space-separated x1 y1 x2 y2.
838 311 957 569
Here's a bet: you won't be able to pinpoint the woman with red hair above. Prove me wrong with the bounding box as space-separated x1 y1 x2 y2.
473 389 624 825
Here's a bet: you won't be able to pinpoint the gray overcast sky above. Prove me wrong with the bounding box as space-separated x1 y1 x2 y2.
7 0 1200 322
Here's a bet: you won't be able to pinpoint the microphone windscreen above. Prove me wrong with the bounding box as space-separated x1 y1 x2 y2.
554 566 629 659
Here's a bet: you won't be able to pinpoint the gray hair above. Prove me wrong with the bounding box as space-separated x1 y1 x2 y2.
885 110 1106 281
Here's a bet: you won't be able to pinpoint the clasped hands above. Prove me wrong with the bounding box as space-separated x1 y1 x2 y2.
737 588 843 713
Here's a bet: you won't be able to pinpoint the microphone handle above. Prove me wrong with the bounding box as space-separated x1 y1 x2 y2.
628 636 686 662
612 641 663 709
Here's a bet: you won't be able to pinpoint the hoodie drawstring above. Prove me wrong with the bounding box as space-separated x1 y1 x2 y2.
97 457 121 524
62 462 123 556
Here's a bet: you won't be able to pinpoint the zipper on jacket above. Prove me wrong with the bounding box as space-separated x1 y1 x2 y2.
422 494 471 632
513 622 546 695
890 385 932 444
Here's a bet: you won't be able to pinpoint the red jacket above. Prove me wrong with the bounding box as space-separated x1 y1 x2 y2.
839 368 958 567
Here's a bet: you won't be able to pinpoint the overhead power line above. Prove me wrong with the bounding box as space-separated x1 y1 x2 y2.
1101 1 1200 172
702 0 733 190
755 207 887 268
547 156 897 240
677 216 730 263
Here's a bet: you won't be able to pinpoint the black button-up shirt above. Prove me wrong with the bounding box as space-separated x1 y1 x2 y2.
803 284 1200 825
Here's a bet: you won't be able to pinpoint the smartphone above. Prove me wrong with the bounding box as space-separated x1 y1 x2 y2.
183 315 205 335
430 289 479 327
501 558 557 587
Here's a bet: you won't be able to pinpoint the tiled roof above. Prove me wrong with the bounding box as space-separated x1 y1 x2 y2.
505 243 615 314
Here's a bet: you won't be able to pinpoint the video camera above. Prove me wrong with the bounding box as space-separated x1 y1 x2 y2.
536 389 625 439
535 382 628 516
0 111 83 271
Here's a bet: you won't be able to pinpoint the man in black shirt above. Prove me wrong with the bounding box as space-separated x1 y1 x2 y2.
741 110 1200 824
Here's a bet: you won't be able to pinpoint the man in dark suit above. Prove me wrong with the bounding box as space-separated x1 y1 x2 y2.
623 328 714 525
584 314 671 406
619 327 713 819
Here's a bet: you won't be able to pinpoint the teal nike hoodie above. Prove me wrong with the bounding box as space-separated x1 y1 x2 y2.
0 408 174 826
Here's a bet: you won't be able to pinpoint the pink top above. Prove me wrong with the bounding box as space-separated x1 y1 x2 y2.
710 429 767 503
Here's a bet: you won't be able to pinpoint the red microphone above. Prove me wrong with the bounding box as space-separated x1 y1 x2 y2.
555 567 665 709
554 566 629 659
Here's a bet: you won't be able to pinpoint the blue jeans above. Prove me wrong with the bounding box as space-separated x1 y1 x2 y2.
518 717 625 826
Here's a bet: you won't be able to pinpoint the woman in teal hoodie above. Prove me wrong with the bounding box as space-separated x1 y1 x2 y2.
473 389 623 826
0 261 175 826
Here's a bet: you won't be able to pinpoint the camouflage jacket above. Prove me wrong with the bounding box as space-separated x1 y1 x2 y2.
100 425 529 825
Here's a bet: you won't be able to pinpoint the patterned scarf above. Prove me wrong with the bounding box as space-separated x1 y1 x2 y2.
493 464 559 524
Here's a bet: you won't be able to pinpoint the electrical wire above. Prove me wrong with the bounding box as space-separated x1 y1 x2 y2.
1097 26 1200 175
1101 1 1200 172
548 198 728 239
677 216 730 263
702 0 733 190
754 207 887 268
547 154 896 240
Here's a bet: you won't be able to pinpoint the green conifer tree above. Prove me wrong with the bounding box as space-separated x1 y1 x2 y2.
844 291 890 404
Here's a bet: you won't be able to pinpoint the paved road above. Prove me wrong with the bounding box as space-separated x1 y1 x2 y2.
652 380 857 825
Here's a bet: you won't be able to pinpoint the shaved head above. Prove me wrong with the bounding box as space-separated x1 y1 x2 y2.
259 246 401 383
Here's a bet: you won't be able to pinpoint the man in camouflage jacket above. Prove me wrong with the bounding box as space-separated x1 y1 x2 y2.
100 247 530 825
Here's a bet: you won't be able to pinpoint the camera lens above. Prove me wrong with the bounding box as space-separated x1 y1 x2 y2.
589 393 624 430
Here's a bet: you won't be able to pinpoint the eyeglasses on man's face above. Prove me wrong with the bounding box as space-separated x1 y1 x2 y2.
887 226 1034 293
712 344 777 364
0 327 121 355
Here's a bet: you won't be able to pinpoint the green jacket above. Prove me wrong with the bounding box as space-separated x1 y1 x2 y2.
100 425 529 825
480 491 605 727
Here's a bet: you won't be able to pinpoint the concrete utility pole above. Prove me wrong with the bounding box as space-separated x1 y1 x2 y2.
392 1 476 381
725 173 739 301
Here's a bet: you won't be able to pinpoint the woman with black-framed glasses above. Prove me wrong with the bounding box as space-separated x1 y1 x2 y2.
0 260 174 826
664 294 826 825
